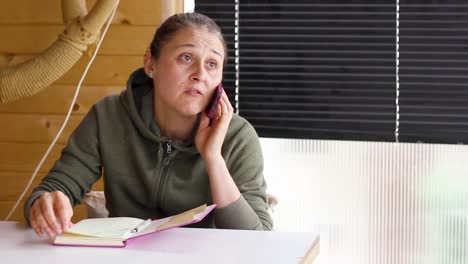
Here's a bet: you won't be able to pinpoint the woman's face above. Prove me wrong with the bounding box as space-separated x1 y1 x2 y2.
150 27 225 118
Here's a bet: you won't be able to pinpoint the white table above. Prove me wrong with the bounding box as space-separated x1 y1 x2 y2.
0 221 319 264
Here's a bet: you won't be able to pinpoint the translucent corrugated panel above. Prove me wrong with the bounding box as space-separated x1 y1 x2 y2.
261 138 468 264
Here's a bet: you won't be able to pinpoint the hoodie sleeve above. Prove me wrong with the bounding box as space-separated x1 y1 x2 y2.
214 118 273 231
24 106 103 224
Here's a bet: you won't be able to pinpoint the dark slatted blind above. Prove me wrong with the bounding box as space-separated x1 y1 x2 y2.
399 1 468 144
237 1 396 141
197 0 468 144
195 0 238 107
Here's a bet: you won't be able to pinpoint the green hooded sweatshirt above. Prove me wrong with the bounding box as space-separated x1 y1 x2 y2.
24 68 273 230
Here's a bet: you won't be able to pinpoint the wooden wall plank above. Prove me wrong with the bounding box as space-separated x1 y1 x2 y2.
0 25 63 54
0 172 104 201
1 201 29 222
59 55 143 85
0 54 141 85
0 85 124 114
0 143 63 173
0 0 63 25
0 114 84 144
0 25 155 55
0 0 163 26
0 172 46 201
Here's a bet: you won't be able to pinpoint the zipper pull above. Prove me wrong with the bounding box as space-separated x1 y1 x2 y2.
166 140 172 154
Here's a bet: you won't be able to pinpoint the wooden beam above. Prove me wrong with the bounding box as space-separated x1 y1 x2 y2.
0 85 124 114
0 142 63 173
0 171 46 201
0 171 104 201
0 54 142 85
0 25 155 55
0 113 84 144
0 0 163 26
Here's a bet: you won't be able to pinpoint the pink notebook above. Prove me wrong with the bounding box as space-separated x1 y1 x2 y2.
53 204 216 248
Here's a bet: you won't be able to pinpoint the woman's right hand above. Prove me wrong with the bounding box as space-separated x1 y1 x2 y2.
29 191 73 238
195 91 234 162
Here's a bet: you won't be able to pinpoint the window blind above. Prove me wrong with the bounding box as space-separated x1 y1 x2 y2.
237 1 396 141
399 1 468 144
196 0 468 144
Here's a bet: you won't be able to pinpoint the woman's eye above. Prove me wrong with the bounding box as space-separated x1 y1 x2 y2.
182 54 191 62
207 61 217 69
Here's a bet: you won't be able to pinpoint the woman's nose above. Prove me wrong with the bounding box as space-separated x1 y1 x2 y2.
190 64 207 82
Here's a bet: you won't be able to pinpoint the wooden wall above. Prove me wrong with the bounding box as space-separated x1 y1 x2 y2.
0 0 183 222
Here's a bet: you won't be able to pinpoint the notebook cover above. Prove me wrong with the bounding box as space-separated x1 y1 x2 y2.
52 204 216 248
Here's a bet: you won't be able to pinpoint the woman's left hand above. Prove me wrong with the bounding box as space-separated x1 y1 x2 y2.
195 90 234 161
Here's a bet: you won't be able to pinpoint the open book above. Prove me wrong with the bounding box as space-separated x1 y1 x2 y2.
53 204 216 248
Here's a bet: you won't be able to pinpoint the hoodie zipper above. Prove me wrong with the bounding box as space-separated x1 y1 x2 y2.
152 140 174 209
165 140 172 155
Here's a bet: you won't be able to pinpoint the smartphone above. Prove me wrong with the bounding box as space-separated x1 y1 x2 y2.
205 82 224 120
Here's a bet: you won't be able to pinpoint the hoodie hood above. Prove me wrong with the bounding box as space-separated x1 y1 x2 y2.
119 67 199 154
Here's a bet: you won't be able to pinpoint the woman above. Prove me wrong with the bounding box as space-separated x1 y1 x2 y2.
25 12 273 238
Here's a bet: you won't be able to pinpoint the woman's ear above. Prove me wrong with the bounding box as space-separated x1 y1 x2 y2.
143 49 155 77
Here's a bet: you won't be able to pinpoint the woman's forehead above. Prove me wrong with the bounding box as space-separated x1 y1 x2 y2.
166 27 224 54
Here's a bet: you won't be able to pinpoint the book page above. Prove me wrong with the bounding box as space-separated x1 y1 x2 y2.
131 204 216 238
54 233 126 247
133 217 170 237
65 217 144 239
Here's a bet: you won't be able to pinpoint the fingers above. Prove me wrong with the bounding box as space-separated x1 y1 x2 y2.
198 111 211 130
29 191 73 238
30 210 46 237
30 197 56 238
41 195 62 235
55 194 74 232
58 207 73 232
221 92 234 112
216 92 233 121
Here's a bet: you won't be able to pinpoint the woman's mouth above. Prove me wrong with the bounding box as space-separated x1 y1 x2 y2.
185 88 202 96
